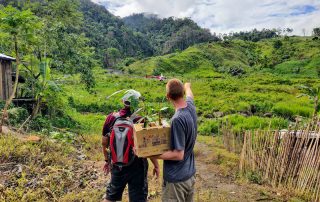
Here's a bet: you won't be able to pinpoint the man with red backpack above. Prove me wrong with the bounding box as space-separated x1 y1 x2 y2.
102 90 160 202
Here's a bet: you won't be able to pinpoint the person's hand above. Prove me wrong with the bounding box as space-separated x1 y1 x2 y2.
103 162 110 175
153 166 160 179
133 146 137 156
184 82 191 90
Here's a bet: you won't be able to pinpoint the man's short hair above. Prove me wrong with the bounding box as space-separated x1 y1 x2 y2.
166 79 184 101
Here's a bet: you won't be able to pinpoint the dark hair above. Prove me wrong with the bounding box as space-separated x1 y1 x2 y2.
166 79 184 101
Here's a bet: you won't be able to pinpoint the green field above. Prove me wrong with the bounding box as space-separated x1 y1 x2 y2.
54 37 320 136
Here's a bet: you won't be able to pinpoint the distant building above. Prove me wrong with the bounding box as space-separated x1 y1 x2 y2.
0 54 15 100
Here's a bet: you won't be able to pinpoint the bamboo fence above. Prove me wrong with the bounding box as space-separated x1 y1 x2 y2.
239 120 320 201
221 121 244 154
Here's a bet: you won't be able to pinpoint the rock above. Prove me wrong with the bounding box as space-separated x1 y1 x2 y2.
295 116 303 122
77 154 87 161
264 112 273 118
204 114 214 118
26 136 41 142
15 164 22 178
213 111 224 118
239 113 249 117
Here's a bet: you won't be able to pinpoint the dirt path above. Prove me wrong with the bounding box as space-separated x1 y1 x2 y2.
90 141 291 202
194 142 285 202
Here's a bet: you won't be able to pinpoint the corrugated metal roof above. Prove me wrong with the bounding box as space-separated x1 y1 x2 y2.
0 53 16 61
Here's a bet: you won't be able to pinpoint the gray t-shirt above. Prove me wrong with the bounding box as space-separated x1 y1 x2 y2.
164 96 197 183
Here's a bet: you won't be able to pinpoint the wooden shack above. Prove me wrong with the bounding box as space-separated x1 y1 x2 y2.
0 53 15 100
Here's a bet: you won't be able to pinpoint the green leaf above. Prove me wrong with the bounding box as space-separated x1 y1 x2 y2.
39 58 51 82
160 107 169 111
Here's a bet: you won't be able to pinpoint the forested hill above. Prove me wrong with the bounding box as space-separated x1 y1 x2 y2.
79 0 155 62
123 13 220 54
0 0 221 67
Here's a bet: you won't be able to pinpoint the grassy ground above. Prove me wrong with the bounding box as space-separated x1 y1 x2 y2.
0 134 305 202
2 37 319 201
60 67 319 136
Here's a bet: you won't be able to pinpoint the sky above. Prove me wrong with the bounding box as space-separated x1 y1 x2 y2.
91 0 320 36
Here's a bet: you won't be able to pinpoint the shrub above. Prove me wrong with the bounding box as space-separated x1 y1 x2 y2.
235 102 251 113
273 40 283 49
29 115 52 132
225 115 288 133
247 171 263 185
124 57 136 66
272 102 313 119
198 119 219 135
8 107 29 126
217 62 247 76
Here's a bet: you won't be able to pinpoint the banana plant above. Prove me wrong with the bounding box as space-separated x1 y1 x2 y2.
18 58 59 131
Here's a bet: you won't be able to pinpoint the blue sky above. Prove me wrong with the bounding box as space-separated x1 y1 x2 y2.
91 0 320 35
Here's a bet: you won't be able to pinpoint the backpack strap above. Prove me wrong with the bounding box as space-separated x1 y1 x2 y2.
111 112 121 125
106 112 122 147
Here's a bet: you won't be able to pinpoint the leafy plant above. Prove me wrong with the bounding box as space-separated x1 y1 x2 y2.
0 5 41 132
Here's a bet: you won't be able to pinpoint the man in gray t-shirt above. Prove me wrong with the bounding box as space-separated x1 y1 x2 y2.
152 79 197 202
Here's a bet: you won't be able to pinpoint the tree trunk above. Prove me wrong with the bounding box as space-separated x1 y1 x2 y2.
18 96 41 132
31 96 41 119
0 35 20 133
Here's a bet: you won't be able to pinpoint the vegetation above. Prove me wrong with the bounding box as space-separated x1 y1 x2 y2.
0 0 320 201
224 28 279 41
123 13 220 54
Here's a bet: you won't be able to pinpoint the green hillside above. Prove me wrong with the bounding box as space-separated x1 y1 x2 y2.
50 37 319 137
127 37 320 78
122 37 320 133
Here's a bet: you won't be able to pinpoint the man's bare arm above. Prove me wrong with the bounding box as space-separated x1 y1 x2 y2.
150 158 160 178
154 150 185 161
184 82 194 99
102 136 109 161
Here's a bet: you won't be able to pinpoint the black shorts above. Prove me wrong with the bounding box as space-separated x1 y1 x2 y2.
106 158 148 202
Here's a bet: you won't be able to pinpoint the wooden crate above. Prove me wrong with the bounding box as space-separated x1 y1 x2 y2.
133 123 171 157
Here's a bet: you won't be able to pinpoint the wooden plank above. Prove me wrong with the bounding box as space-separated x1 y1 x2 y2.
8 62 12 99
0 60 4 100
4 62 8 100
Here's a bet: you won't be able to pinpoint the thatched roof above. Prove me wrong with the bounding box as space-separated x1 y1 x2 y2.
0 53 16 61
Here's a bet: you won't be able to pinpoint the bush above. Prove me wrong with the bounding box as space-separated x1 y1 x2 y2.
235 101 251 113
272 102 313 119
8 107 29 126
68 97 122 114
217 62 247 76
225 115 288 133
247 171 263 184
51 115 79 129
29 115 52 132
198 119 219 135
124 57 136 66
273 40 283 49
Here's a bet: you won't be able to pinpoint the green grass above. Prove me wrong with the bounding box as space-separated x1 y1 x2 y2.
46 37 320 135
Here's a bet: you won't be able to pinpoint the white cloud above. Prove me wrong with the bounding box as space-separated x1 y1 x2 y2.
91 0 320 35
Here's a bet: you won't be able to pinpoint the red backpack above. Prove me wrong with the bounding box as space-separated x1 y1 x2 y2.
109 116 135 167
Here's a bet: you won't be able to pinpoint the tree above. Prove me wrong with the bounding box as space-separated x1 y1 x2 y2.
0 6 41 133
40 0 96 90
273 40 283 49
105 47 121 68
313 28 320 37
